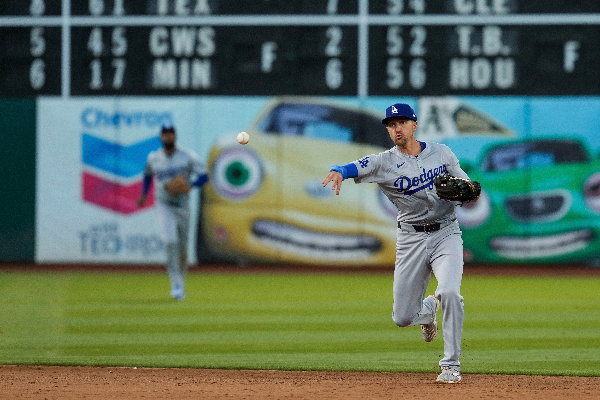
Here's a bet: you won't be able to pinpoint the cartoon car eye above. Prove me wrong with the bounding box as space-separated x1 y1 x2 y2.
455 189 491 228
211 147 264 201
584 172 600 214
378 189 397 220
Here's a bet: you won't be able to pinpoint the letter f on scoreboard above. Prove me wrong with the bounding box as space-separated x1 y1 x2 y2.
564 41 580 73
261 42 278 73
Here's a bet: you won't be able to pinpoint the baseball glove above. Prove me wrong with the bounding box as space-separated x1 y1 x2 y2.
434 174 481 205
165 175 191 196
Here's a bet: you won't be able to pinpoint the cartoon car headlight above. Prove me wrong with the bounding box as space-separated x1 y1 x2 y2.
455 189 491 228
211 147 264 201
584 172 600 214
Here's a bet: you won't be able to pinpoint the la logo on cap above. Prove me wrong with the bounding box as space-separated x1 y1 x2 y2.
392 106 398 114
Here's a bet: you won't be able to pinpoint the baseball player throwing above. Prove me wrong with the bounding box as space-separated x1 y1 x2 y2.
137 125 208 301
323 103 477 383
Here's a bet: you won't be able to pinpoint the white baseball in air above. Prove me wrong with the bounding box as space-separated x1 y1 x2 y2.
237 131 250 145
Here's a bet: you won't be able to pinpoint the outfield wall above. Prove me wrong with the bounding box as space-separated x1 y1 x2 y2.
0 99 36 261
2 96 600 266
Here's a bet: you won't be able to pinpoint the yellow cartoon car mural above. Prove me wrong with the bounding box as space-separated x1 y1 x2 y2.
198 97 513 266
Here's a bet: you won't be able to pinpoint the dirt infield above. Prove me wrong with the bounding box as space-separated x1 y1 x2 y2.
2 365 600 399
2 262 600 399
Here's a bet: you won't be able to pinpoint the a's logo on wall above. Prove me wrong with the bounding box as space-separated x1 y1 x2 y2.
80 108 170 214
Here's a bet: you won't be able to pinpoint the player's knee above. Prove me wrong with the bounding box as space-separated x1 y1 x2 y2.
392 312 412 327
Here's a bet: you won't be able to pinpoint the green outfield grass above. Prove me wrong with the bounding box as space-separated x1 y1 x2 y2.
1 269 599 376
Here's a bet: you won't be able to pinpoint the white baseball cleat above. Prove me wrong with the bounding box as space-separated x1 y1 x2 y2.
437 367 462 383
170 284 185 301
421 295 440 342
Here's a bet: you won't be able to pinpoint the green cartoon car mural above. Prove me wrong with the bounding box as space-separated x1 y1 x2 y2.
457 137 600 264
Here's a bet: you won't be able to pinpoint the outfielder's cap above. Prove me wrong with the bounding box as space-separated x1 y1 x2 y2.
161 124 175 133
382 103 417 124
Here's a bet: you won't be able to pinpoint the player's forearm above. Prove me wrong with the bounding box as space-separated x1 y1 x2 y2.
141 175 152 195
192 173 208 187
329 163 358 180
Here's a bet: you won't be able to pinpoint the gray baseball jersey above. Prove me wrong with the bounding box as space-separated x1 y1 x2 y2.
352 142 469 224
143 146 206 206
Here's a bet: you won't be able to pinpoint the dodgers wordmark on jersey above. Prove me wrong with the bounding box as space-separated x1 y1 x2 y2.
353 142 469 225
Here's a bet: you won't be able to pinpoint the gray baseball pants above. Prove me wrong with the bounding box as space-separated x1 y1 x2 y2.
156 202 190 289
392 221 464 370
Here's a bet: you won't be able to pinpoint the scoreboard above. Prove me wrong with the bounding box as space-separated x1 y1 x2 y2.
1 0 600 97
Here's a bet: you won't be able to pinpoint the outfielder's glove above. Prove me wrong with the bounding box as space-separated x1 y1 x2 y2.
165 175 191 196
434 174 481 205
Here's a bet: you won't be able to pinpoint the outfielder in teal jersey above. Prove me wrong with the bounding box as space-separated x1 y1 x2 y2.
323 103 479 384
137 125 208 301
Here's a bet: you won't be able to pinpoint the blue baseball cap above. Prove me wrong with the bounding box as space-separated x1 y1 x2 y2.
161 124 175 133
382 103 417 124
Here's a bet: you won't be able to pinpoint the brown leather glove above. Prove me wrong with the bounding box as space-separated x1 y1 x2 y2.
165 175 191 196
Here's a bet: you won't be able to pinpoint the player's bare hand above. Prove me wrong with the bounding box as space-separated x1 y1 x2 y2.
136 195 147 207
322 171 343 195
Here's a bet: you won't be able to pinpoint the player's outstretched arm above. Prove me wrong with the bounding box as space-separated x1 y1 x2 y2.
322 171 343 195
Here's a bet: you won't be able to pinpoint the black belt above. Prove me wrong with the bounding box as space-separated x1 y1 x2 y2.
398 222 442 233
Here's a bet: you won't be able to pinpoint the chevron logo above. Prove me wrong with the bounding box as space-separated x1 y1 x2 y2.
82 134 162 178
82 133 161 215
